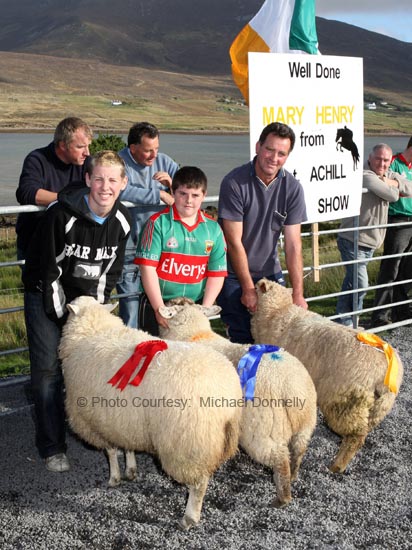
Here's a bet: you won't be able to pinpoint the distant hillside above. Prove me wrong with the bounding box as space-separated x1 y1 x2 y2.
316 18 412 95
0 0 262 73
0 0 411 94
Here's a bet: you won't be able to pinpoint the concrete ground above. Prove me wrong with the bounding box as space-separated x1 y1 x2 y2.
0 327 411 549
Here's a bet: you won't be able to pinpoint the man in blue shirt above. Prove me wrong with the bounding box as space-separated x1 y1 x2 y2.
218 122 307 343
117 122 179 328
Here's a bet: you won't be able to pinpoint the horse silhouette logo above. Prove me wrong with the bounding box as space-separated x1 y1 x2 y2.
335 126 360 170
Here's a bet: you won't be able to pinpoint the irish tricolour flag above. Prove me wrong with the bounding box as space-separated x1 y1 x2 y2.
230 0 319 103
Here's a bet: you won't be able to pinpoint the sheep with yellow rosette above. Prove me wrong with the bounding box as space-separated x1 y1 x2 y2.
251 278 403 473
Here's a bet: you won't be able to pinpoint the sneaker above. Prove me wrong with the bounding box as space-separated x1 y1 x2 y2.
45 453 70 473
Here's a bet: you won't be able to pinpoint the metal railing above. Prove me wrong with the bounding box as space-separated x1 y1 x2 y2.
1 196 412 361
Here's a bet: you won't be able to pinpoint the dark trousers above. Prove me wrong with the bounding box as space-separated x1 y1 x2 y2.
217 273 284 344
24 291 66 459
372 217 412 324
138 294 160 336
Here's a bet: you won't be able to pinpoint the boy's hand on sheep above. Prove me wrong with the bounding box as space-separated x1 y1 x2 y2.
155 308 169 329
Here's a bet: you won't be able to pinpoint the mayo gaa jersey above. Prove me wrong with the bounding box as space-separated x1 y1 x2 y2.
134 205 227 302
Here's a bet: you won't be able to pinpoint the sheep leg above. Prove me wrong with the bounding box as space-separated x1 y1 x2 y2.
289 433 310 482
330 434 367 473
178 476 209 531
124 450 137 481
106 447 122 487
272 456 292 508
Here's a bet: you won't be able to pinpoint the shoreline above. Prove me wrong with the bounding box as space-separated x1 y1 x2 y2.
0 127 409 137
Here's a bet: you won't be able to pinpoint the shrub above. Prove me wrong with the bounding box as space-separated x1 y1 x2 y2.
89 133 126 155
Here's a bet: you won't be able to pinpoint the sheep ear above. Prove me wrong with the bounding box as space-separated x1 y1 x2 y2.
66 303 80 316
256 278 269 293
195 304 222 318
158 305 181 319
104 302 118 313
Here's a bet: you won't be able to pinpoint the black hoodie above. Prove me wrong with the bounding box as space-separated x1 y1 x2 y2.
23 182 131 323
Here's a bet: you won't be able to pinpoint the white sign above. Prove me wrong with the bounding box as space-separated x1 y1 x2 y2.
248 52 364 223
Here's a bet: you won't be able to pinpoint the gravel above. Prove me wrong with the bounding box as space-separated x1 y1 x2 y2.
0 327 411 549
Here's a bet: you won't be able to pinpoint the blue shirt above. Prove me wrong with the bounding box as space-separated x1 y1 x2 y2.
119 147 179 256
218 159 307 278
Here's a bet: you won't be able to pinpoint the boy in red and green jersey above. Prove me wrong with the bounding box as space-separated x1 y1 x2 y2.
135 166 227 333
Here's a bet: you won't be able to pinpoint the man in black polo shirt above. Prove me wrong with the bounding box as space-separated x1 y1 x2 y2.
15 116 93 261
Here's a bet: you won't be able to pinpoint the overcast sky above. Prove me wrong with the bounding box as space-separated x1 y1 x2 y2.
316 1 411 43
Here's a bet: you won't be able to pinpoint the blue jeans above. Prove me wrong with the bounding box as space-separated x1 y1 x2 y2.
217 273 285 344
372 217 412 324
335 237 373 326
24 291 66 459
116 257 140 329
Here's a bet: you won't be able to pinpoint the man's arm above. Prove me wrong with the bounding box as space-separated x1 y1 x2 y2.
363 170 400 202
390 172 412 197
35 189 58 206
156 172 175 205
283 224 308 309
159 190 174 206
16 153 52 206
120 180 162 205
222 219 257 312
120 158 178 206
153 171 173 189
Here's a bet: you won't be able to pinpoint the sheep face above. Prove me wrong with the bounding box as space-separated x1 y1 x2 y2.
159 301 221 340
66 296 118 317
255 279 294 312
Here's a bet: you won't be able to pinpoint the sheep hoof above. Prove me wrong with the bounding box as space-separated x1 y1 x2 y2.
124 468 137 481
329 462 346 474
108 477 121 488
178 515 198 531
272 497 291 509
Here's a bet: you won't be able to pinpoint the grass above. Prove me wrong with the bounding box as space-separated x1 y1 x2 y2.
0 51 411 134
0 228 29 377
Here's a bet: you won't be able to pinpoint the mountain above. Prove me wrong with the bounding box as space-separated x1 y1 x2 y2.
0 0 411 94
316 18 412 95
0 0 262 74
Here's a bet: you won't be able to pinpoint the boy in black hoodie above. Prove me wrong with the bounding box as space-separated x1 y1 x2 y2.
23 150 131 472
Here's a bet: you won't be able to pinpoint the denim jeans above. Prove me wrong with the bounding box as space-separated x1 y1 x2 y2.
335 237 373 326
24 291 66 459
116 256 140 329
217 273 285 344
372 217 412 324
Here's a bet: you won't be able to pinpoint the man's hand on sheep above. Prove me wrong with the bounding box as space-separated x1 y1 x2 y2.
292 290 308 310
241 287 258 313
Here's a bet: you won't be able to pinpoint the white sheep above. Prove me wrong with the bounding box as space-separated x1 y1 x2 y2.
59 296 242 530
158 298 317 508
251 278 404 473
